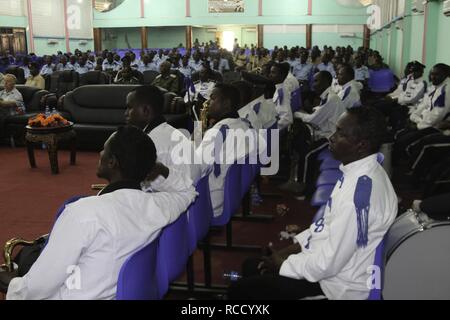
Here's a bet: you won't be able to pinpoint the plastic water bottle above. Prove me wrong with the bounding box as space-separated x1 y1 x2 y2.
223 271 242 282
51 107 59 115
44 105 51 117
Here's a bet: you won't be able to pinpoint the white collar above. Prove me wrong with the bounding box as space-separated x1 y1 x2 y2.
340 154 378 177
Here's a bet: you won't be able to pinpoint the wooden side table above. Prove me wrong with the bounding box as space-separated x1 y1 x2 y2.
25 123 77 174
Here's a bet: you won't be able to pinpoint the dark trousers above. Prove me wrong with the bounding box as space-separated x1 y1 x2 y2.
293 120 328 184
410 132 450 180
394 127 440 161
228 257 324 300
373 99 409 131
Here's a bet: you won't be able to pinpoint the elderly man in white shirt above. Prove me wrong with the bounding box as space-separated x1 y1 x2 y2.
40 56 55 76
1 74 25 137
229 107 397 300
2 126 197 300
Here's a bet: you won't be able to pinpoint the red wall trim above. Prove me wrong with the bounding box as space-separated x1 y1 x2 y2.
308 0 312 16
258 0 263 16
26 0 35 53
141 0 145 18
186 0 191 17
63 0 70 53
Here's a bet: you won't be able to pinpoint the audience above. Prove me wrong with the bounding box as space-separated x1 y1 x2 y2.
25 62 45 90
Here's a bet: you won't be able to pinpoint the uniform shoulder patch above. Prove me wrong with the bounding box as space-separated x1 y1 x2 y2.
170 74 177 78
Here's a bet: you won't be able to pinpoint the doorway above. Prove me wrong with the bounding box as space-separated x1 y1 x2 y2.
0 28 27 55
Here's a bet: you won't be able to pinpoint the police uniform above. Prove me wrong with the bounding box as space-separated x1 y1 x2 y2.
287 58 300 72
102 60 120 72
293 63 313 82
6 171 197 300
184 80 215 103
354 66 370 82
40 64 55 76
152 74 179 93
178 65 194 78
189 60 203 72
25 75 45 90
219 58 230 74
316 62 336 77
138 62 158 73
75 64 90 75
56 63 75 72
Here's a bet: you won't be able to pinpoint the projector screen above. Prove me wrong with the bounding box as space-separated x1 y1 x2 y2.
209 0 245 13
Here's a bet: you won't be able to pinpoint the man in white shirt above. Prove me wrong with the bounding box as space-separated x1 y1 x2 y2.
2 126 197 300
125 85 201 184
196 83 254 217
337 64 361 109
184 67 216 104
102 54 120 73
269 63 293 131
229 107 397 300
1 74 25 137
289 71 345 193
40 56 55 76
138 54 158 73
316 54 336 77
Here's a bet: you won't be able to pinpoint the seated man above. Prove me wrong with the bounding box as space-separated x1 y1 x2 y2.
178 55 195 79
152 61 179 94
56 55 74 72
290 71 345 193
409 120 450 182
196 84 254 217
315 53 336 77
184 66 216 104
138 54 158 73
269 63 293 131
395 64 450 159
336 64 361 109
354 55 370 88
0 74 25 137
234 80 263 130
0 126 197 299
376 61 426 130
293 50 313 92
125 86 201 183
114 66 141 85
75 56 90 75
25 63 45 90
39 56 55 76
228 107 398 300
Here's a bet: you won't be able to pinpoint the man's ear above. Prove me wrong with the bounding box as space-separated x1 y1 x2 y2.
108 154 119 170
357 139 370 155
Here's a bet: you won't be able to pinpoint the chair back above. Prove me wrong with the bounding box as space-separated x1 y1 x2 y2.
291 88 302 113
367 238 385 300
187 175 213 254
211 163 242 227
116 238 161 300
368 69 395 93
157 213 190 295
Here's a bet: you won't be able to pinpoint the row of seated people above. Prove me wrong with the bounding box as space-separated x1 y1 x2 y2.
0 80 398 300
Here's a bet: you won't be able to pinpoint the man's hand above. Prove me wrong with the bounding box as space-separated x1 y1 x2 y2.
258 246 285 275
146 162 169 182
0 269 18 294
435 121 450 131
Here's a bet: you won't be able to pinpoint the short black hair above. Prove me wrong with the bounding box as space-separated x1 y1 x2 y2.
340 64 355 79
231 80 254 107
130 86 164 114
346 106 387 154
275 62 290 79
434 63 450 77
317 71 333 86
214 83 241 111
108 126 157 182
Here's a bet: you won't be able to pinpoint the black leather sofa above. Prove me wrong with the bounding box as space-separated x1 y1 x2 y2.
61 85 192 150
1 85 49 144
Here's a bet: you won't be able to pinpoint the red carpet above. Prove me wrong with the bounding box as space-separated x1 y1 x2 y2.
0 145 317 293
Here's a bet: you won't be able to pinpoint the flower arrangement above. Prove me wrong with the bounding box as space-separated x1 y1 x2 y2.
28 113 70 128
